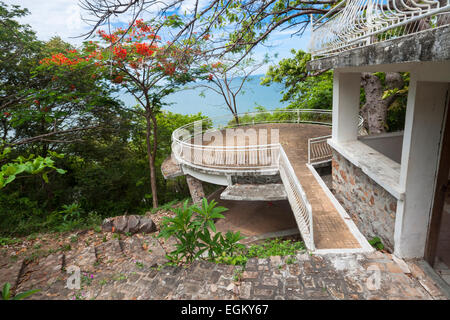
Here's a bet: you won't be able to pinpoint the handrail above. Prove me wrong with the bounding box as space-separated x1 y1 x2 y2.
172 109 363 171
310 0 450 58
279 147 315 250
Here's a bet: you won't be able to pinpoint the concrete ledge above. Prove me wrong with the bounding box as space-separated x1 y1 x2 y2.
307 25 450 71
220 184 287 201
161 155 183 179
328 139 404 200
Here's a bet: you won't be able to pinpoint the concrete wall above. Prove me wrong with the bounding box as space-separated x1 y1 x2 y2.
358 132 404 164
332 150 397 251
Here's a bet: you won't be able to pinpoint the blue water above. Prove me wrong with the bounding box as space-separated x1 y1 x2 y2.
119 75 287 117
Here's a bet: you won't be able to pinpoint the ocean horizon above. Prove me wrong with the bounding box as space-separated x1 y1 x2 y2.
118 74 288 118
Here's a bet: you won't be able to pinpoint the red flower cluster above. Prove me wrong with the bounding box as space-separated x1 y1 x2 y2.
134 19 152 33
97 30 119 43
112 75 124 84
135 43 155 57
113 46 127 60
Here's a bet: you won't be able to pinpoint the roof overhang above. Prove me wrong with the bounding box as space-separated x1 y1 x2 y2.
307 25 450 72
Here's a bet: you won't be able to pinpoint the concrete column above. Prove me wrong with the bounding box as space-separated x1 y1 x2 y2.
332 71 362 143
186 174 205 205
394 78 449 258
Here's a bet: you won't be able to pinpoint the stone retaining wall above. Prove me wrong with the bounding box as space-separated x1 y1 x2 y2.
331 150 397 251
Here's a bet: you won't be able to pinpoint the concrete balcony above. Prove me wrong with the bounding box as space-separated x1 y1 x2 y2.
165 109 371 252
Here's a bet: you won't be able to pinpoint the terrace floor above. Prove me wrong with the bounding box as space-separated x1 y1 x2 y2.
202 123 362 250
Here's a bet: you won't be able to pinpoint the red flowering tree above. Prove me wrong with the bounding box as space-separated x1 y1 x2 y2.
41 17 209 207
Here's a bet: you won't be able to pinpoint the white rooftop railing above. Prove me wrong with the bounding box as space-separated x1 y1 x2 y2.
310 0 450 58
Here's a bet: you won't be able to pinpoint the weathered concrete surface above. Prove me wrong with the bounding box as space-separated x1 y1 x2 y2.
186 174 205 205
220 184 287 201
161 154 182 179
332 150 397 251
307 25 450 71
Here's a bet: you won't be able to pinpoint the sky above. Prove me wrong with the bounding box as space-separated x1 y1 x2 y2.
7 0 311 74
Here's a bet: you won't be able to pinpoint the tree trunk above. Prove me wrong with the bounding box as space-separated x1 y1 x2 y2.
360 72 404 134
145 110 158 208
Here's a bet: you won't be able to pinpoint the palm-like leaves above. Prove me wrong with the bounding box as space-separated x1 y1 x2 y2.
1 283 40 300
158 198 244 264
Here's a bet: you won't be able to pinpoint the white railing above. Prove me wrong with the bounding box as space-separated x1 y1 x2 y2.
172 109 334 172
310 0 450 58
279 147 315 250
308 135 333 165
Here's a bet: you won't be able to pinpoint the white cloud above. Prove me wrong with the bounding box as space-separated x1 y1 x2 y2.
5 0 310 67
5 0 90 45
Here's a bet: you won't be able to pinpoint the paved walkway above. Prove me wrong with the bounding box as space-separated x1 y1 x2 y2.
201 123 361 250
275 124 361 250
0 229 446 300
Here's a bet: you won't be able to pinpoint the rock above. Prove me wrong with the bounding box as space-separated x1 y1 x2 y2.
101 218 114 232
114 216 128 233
101 215 157 235
127 215 140 234
138 219 157 234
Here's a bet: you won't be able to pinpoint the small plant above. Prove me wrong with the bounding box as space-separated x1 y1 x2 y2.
60 244 71 252
135 261 144 269
0 237 21 246
369 237 385 251
286 256 296 265
232 267 244 282
1 283 40 300
247 238 305 259
112 233 121 240
158 199 245 265
81 273 94 287
70 235 78 243
93 225 102 233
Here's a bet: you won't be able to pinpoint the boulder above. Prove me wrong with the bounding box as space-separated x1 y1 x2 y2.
101 215 157 235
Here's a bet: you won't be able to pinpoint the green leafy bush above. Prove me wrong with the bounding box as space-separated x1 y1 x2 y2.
158 199 245 265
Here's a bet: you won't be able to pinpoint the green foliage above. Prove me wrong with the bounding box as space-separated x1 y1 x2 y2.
261 49 333 110
369 237 385 251
1 282 40 300
246 238 305 258
216 238 306 266
158 199 245 265
382 72 409 132
0 147 66 189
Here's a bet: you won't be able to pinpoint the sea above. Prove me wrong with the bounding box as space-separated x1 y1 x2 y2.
118 75 288 117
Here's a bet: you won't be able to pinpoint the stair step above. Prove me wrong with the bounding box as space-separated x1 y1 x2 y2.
121 236 168 267
64 246 97 272
0 257 25 289
16 254 63 293
220 184 287 201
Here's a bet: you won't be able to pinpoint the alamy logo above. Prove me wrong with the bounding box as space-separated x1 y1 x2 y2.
66 265 81 290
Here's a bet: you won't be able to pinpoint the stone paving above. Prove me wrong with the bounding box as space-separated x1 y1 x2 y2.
1 227 447 300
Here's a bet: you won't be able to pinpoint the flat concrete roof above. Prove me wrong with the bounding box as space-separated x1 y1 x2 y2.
307 25 450 71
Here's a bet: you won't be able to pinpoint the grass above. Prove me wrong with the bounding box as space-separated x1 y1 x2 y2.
216 238 306 267
147 198 189 215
